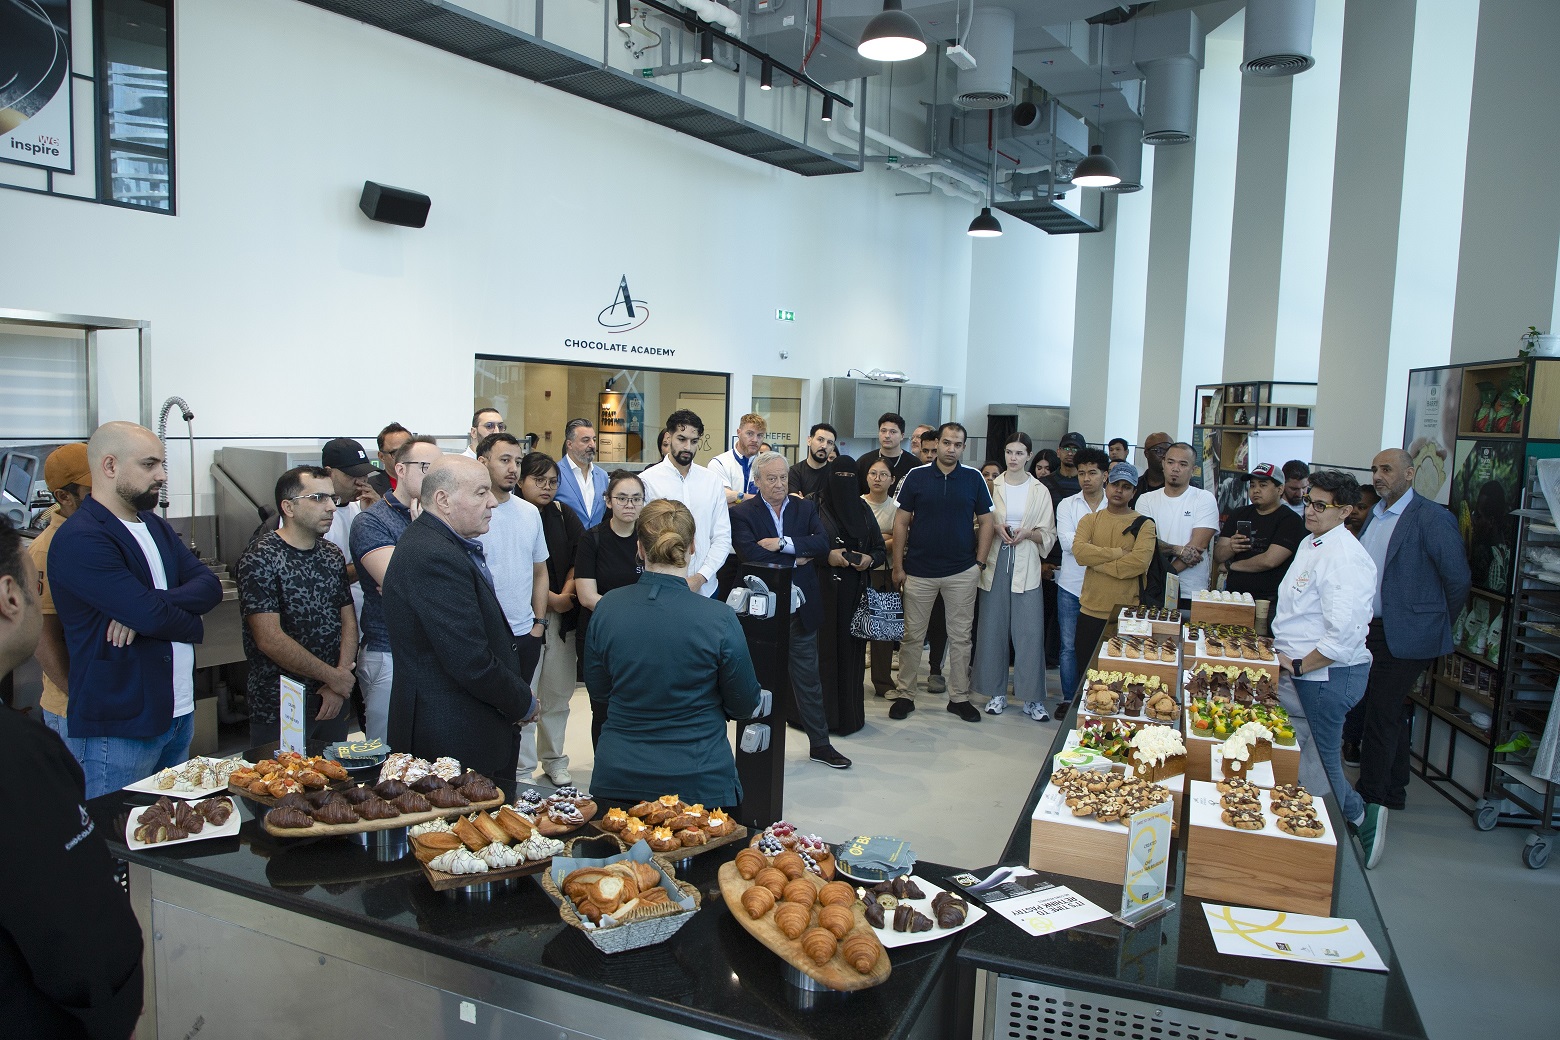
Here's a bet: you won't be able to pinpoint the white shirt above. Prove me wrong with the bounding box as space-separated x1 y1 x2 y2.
1056 491 1107 598
118 518 195 718
1135 485 1220 595
1002 477 1029 530
1285 500 1305 517
1270 524 1377 680
460 447 477 460
479 495 549 634
708 448 758 499
565 455 600 518
640 457 732 596
1357 488 1413 618
322 500 364 622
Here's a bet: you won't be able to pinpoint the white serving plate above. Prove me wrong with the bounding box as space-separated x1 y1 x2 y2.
862 875 986 948
124 797 242 850
124 757 247 800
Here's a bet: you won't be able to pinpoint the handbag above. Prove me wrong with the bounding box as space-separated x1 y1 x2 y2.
850 585 905 642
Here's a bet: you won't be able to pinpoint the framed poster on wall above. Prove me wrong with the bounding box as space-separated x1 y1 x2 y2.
0 0 74 172
1403 368 1460 505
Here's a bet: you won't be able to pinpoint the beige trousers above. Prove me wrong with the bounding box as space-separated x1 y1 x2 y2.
535 611 578 775
890 566 979 704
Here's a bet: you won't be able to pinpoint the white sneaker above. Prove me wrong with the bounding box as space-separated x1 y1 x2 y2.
1024 702 1051 722
984 695 1007 715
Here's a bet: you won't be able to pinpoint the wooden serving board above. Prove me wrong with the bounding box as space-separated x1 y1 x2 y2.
717 861 890 993
260 794 505 839
532 802 599 836
419 854 553 892
590 821 749 860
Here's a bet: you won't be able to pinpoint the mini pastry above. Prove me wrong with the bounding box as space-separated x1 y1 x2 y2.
801 927 838 965
668 807 708 831
620 817 649 842
494 806 535 842
410 816 454 837
773 850 807 880
515 834 564 861
393 791 433 815
754 866 789 898
425 787 471 809
873 876 924 900
195 797 233 825
134 821 190 843
415 830 462 852
742 884 776 919
1276 813 1326 838
678 827 708 847
818 903 854 939
863 899 886 929
931 891 968 928
892 905 934 933
374 779 410 801
473 810 512 845
429 847 488 874
273 792 313 812
353 797 402 821
432 757 464 780
450 770 485 788
547 803 586 829
782 878 817 907
841 932 880 973
311 800 359 825
266 777 301 799
341 784 376 804
759 820 799 849
516 789 547 809
452 814 491 850
1221 808 1265 830
705 808 735 837
410 775 450 794
600 807 630 831
476 842 523 869
627 800 656 818
818 880 856 907
265 807 314 829
459 780 501 804
735 847 767 879
648 826 681 853
774 901 810 939
295 768 328 790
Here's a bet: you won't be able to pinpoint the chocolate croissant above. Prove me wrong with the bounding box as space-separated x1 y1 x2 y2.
392 791 433 814
273 792 313 812
425 787 470 809
311 800 360 825
774 901 810 940
934 902 967 928
304 788 340 809
801 927 837 965
741 885 776 920
841 932 880 974
373 779 409 800
863 900 886 929
410 774 450 794
818 903 854 939
450 770 485 789
459 780 500 803
195 798 232 825
340 784 376 804
352 797 401 821
265 807 314 829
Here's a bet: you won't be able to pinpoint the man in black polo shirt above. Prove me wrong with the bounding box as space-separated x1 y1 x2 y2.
888 423 997 722
1212 462 1306 613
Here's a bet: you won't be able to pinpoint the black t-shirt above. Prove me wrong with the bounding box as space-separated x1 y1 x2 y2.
1219 504 1307 600
856 449 919 494
789 460 830 498
1051 470 1081 502
896 463 994 578
576 523 642 596
237 532 352 722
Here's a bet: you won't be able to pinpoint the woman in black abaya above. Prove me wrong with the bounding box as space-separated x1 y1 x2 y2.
812 456 887 735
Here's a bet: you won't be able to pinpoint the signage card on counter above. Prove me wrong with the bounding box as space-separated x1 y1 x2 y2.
975 868 1110 937
1117 799 1174 926
1201 904 1388 972
279 677 306 755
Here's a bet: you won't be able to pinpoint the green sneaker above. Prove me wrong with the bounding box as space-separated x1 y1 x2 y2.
1357 803 1388 869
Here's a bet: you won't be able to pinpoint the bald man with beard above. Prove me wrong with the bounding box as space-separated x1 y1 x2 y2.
382 455 539 781
48 422 221 798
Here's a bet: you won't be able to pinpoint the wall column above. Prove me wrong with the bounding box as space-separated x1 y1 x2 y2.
1221 75 1293 381
1068 193 1119 443
1138 140 1197 443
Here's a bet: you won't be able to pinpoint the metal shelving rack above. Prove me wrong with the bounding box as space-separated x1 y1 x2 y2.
1472 459 1559 868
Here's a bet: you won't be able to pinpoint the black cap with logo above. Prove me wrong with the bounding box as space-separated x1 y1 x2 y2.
321 438 375 477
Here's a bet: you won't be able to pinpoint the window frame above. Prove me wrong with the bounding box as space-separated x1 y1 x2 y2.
93 0 176 215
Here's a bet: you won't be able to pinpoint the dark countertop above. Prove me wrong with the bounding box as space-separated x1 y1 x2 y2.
95 783 963 1040
954 710 1426 1040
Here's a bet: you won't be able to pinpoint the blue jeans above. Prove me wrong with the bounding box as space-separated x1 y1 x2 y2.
1287 666 1369 825
41 709 68 739
65 712 196 800
1057 587 1082 704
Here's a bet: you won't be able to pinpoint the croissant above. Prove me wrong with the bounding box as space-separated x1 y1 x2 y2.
754 867 788 898
801 927 837 965
863 900 886 929
817 881 856 908
631 861 663 891
741 885 776 919
389 791 431 815
734 848 767 880
410 774 450 794
425 787 470 809
638 885 670 905
274 792 312 812
459 780 501 803
772 850 806 880
303 788 338 808
782 879 817 907
195 798 232 825
353 797 401 821
341 784 376 804
818 903 854 939
265 807 314 829
841 932 880 974
311 800 359 825
774 900 810 940
374 779 410 800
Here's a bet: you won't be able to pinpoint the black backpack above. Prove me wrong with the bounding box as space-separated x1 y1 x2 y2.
1124 515 1168 608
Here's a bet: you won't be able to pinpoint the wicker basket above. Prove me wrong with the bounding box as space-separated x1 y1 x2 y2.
540 836 702 954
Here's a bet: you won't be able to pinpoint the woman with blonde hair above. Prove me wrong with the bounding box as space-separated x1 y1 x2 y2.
584 500 762 807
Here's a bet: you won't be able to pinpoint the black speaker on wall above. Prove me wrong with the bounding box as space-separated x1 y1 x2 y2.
358 181 431 227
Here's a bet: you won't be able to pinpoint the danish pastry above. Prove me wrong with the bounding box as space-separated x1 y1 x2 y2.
741 885 776 919
774 901 810 939
677 827 708 847
647 826 681 853
599 807 630 832
705 808 735 837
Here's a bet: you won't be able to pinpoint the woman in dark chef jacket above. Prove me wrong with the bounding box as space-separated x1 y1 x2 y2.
584 499 762 808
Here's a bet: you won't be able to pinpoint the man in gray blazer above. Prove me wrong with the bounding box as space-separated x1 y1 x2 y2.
383 456 538 783
1349 448 1471 868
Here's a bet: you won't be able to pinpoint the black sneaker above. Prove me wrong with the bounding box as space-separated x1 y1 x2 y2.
1055 700 1072 721
889 699 916 720
1342 741 1361 767
810 744 852 769
947 701 981 723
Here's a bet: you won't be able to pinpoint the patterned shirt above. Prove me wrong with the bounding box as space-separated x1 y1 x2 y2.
237 532 352 724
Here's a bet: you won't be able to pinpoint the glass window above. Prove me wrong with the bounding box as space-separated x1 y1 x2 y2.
97 0 173 211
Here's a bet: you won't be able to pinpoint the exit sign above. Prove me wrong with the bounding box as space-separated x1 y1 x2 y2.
775 309 795 322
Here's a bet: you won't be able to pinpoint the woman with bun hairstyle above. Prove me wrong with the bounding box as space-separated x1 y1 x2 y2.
584 499 762 807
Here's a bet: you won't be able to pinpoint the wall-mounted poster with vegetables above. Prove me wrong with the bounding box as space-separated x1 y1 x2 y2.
1450 439 1522 594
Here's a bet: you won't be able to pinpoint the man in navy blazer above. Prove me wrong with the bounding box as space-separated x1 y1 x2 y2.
1347 448 1471 867
48 423 222 798
731 452 851 769
554 419 610 529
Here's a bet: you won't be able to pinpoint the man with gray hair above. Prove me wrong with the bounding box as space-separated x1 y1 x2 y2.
383 455 539 781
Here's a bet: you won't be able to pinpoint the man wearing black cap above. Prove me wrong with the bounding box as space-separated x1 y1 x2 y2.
1213 462 1306 614
1054 433 1086 501
320 438 375 615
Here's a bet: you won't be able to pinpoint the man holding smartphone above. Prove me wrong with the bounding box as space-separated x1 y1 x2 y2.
1213 462 1307 612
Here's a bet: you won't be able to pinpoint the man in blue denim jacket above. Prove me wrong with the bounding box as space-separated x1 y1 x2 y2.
48 422 222 798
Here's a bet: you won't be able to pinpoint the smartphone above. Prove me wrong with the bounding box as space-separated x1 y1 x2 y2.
1235 520 1254 538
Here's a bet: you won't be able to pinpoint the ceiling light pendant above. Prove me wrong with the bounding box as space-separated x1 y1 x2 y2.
967 206 1002 237
858 1 927 62
760 62 773 90
1073 145 1122 187
616 0 632 28
821 96 834 121
700 32 714 63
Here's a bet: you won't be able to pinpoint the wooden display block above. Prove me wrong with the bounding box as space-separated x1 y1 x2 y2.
1183 781 1336 917
1182 711 1299 787
1116 609 1184 637
1028 774 1182 885
1075 708 1180 734
1088 649 1180 688
1058 732 1187 831
1189 601 1257 627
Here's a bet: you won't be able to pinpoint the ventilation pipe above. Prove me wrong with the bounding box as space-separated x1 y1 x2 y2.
1242 0 1315 76
956 6 1015 110
1100 118 1143 193
671 0 741 36
1140 57 1197 144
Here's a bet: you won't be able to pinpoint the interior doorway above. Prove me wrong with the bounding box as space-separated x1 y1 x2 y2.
752 375 804 463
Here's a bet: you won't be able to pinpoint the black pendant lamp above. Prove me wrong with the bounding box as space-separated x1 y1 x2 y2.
858 1 927 62
1073 145 1122 187
967 207 1002 237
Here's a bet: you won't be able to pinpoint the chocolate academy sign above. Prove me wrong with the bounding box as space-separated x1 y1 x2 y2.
563 276 677 357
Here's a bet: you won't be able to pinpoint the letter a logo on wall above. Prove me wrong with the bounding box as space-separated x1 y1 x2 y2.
597 275 651 334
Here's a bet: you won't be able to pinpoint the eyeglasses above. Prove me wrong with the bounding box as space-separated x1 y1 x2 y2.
1303 496 1345 511
289 492 335 504
478 421 507 432
401 461 432 473
530 478 560 490
610 494 644 505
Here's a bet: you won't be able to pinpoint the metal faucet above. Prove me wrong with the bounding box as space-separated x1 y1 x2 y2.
156 397 197 550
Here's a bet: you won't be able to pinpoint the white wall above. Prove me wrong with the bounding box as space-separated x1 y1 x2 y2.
0 0 977 514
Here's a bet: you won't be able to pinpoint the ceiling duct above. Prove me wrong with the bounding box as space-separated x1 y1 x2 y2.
1242 0 1316 76
955 6 1015 110
1099 117 1143 193
1139 56 1197 144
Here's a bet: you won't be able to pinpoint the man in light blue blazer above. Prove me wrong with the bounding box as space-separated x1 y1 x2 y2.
555 418 609 529
1348 448 1471 868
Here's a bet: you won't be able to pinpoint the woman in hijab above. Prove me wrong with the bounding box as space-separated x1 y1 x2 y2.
812 455 887 735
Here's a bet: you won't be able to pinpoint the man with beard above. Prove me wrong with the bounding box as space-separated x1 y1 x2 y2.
856 412 917 495
48 422 222 797
555 418 609 526
789 423 837 499
640 410 731 598
1132 431 1172 505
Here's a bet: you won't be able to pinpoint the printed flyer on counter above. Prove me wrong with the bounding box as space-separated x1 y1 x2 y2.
978 869 1110 936
1202 904 1388 972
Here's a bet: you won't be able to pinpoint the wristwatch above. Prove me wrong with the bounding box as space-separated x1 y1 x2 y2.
1291 657 1304 677
534 618 550 630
